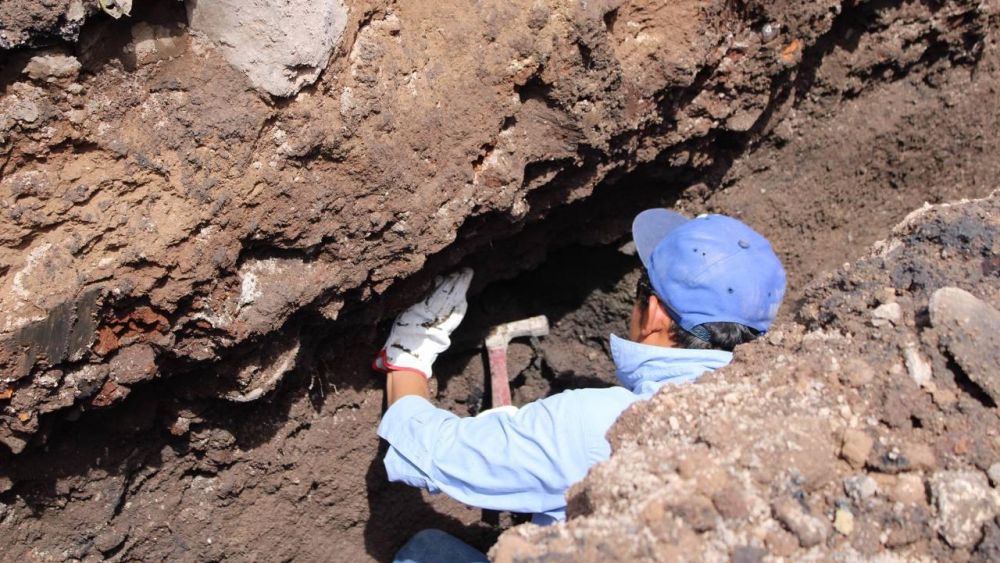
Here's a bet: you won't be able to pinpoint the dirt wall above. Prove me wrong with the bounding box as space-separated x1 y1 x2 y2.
1 0 999 561
1 0 993 452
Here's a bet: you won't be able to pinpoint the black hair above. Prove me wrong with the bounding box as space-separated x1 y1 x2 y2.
635 271 760 352
666 321 760 352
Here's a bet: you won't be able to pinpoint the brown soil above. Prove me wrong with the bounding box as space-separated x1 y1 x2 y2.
1 0 999 561
0 0 90 50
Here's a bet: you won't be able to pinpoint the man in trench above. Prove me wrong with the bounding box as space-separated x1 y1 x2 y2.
373 209 786 562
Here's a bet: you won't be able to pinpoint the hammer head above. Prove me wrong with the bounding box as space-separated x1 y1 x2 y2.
485 315 550 349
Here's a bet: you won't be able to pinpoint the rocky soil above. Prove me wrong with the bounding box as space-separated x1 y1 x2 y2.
494 192 1000 563
1 0 999 561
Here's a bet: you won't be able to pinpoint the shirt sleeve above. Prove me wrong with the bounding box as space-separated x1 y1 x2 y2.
377 388 635 515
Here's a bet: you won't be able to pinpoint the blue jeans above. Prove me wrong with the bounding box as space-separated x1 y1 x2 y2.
393 529 488 563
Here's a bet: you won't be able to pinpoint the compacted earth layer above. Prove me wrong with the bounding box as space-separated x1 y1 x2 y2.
1 0 999 561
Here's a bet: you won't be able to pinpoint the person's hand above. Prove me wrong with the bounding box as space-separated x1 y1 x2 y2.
373 268 473 379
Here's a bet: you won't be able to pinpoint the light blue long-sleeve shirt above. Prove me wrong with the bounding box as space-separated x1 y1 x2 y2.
377 334 733 524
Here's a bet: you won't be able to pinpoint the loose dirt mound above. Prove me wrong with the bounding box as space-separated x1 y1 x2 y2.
493 192 1000 561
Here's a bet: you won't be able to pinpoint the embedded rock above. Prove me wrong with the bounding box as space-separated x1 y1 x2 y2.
929 287 1000 404
930 471 1000 549
840 428 873 469
23 53 81 83
127 22 187 67
772 496 830 547
185 0 349 97
0 0 88 49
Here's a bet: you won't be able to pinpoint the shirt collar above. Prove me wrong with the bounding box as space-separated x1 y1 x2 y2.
609 333 733 395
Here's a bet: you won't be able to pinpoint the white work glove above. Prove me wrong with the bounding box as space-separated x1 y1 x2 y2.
372 268 473 379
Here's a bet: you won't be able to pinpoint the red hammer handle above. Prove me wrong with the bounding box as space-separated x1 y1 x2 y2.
487 347 512 408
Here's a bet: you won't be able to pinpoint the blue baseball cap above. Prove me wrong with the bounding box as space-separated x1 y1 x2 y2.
632 209 786 334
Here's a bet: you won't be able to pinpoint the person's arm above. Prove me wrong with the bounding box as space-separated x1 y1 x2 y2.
371 269 630 514
386 370 429 406
377 386 636 514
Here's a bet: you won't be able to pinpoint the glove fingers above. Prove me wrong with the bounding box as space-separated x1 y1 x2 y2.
428 292 466 329
438 298 468 334
376 268 473 379
423 278 448 312
427 274 444 300
425 268 473 316
452 267 473 293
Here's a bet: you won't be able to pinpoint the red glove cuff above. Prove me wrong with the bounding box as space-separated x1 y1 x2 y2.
372 349 430 379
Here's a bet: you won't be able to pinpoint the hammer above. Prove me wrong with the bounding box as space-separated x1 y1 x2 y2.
484 315 550 408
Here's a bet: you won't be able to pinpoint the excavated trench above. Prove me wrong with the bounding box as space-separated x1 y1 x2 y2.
2 122 998 560
2 0 1000 561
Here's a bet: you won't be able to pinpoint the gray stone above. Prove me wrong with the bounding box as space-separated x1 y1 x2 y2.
845 474 879 502
929 471 1000 548
731 545 767 563
929 287 1000 403
975 517 1000 563
93 527 128 553
128 23 186 67
109 344 158 385
67 0 86 23
989 463 1000 487
871 302 902 326
772 496 830 548
24 54 81 83
903 344 932 387
186 0 349 97
7 97 40 124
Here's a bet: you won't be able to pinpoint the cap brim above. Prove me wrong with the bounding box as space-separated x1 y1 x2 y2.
632 209 689 271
